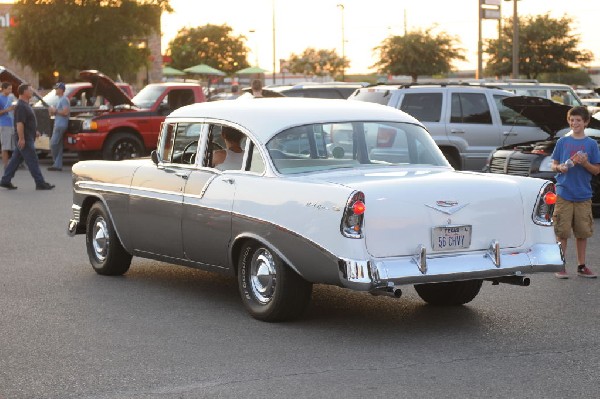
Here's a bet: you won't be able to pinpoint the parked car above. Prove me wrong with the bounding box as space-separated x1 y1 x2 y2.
484 95 600 217
267 82 369 99
65 73 206 160
67 98 563 321
349 84 549 170
479 81 583 106
36 80 134 109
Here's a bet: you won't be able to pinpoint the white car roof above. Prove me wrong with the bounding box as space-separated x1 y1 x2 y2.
167 98 422 143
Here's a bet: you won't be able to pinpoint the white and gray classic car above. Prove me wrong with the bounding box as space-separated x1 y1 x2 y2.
68 98 563 321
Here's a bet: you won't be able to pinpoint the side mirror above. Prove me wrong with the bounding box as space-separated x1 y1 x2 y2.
151 150 160 165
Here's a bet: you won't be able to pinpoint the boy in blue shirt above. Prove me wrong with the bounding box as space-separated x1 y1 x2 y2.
551 106 600 278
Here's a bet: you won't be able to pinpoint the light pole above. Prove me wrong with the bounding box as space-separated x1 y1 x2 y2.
337 3 345 81
272 0 276 84
511 0 519 79
248 29 259 66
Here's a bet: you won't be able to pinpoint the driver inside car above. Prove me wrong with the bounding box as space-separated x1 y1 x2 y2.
213 126 245 171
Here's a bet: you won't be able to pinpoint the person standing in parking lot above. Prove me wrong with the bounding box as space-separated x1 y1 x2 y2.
551 106 600 278
48 82 70 171
0 83 54 190
0 82 16 169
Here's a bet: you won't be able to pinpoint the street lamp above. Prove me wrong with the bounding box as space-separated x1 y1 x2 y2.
248 29 259 66
337 3 345 81
508 0 519 79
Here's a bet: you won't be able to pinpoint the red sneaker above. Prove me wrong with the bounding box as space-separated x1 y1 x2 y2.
577 266 597 278
554 270 569 279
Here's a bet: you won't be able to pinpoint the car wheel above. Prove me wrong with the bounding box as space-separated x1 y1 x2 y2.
442 150 461 170
86 202 132 276
238 242 312 322
102 132 144 161
414 279 483 306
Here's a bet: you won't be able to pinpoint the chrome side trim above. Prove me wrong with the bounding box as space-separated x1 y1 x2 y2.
134 249 228 271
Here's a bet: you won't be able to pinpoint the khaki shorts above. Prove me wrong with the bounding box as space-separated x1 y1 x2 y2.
553 196 594 239
0 126 15 151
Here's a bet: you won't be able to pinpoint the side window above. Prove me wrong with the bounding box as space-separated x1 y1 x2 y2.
493 95 536 127
400 93 442 122
206 125 248 171
170 122 203 165
158 123 176 162
450 93 492 124
164 89 195 112
249 143 266 174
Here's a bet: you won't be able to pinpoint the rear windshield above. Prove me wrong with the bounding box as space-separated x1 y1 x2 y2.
266 121 449 175
350 89 392 105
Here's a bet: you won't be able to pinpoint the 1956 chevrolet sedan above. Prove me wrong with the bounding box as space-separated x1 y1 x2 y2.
68 98 563 321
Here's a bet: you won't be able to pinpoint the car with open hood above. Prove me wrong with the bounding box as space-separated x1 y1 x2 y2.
35 71 134 111
484 96 600 216
67 98 563 321
65 71 206 160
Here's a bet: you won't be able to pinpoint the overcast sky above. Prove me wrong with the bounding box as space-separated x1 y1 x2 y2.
161 0 600 74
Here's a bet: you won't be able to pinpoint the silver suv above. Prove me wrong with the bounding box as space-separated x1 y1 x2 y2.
349 84 549 170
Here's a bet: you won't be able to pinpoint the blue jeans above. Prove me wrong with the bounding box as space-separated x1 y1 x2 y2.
50 124 68 168
1 137 45 186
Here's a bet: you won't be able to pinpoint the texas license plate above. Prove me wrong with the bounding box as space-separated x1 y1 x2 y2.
432 225 472 251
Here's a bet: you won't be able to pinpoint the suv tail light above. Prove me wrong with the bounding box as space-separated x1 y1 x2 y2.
341 191 365 238
533 182 555 226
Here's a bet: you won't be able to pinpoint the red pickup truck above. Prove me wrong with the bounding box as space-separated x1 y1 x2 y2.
66 72 206 160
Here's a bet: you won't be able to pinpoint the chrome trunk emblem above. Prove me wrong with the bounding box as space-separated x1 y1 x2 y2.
425 201 469 215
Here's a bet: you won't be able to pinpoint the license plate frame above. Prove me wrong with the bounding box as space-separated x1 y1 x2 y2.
431 225 472 251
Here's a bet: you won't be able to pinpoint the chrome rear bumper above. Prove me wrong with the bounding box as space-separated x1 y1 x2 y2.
339 243 564 291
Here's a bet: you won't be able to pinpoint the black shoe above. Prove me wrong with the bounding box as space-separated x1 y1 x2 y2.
0 182 17 190
47 167 63 171
36 182 55 190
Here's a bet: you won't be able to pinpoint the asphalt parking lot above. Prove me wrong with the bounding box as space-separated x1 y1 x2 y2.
0 156 599 399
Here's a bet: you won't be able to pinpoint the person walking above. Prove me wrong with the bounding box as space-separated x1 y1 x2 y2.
0 83 54 190
0 81 16 169
48 82 70 171
551 106 600 278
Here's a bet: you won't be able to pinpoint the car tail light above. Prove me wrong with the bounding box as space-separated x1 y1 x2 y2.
533 182 555 226
341 191 365 238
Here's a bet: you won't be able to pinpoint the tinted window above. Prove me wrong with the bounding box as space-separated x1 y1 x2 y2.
400 93 442 122
493 95 536 127
450 93 492 124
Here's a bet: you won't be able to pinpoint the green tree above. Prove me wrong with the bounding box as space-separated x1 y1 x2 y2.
5 0 168 82
372 28 466 83
484 13 593 79
167 24 250 75
285 48 349 79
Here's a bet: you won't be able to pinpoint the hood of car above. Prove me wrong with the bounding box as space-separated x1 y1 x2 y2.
79 70 134 107
0 65 46 104
501 95 600 136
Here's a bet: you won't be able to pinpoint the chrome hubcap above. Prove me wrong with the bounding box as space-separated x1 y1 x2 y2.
250 249 277 304
92 217 109 261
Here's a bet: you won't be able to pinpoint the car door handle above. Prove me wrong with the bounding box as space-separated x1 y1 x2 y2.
175 172 189 180
221 177 235 185
450 129 465 134
502 131 518 136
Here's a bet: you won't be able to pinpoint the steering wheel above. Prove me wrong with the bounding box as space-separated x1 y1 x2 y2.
182 140 198 164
